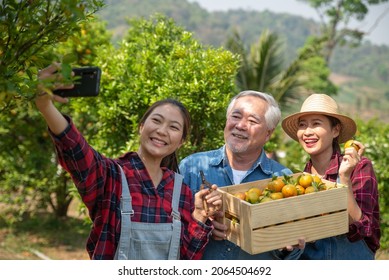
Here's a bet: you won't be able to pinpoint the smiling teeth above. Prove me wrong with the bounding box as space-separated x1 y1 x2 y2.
152 138 166 145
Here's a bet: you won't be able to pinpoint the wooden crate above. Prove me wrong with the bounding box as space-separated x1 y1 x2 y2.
217 173 349 255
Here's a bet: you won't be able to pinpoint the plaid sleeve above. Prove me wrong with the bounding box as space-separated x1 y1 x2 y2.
49 116 116 219
49 116 122 259
179 184 213 260
347 158 380 251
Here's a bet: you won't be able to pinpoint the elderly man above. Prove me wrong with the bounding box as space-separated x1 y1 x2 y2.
179 90 304 260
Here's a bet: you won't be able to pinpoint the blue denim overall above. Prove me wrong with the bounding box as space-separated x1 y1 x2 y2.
301 235 374 259
300 176 374 260
114 166 182 260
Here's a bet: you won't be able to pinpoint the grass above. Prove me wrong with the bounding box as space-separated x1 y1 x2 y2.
1 211 388 260
0 213 90 260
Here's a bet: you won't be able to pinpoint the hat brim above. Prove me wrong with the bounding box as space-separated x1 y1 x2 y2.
281 111 357 144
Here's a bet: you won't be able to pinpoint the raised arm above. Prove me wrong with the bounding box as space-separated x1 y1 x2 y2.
35 63 71 134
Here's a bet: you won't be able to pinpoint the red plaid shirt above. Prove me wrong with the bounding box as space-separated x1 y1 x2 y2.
304 150 380 253
51 116 212 259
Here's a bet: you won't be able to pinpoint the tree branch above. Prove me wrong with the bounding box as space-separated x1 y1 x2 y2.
366 6 389 35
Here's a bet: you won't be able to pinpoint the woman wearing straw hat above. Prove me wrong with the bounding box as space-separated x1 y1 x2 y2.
282 93 380 260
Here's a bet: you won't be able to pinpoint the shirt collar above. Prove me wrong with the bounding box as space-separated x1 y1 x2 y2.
306 149 342 177
212 145 273 175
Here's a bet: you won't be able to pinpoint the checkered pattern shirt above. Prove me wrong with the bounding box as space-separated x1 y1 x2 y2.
50 116 212 259
304 150 380 253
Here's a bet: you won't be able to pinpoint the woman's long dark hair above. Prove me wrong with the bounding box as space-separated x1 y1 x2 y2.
138 99 191 172
326 115 342 153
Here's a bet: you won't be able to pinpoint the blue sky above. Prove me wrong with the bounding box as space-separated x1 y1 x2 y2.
188 0 389 46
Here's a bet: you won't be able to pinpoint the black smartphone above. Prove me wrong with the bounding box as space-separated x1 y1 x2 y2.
53 66 101 97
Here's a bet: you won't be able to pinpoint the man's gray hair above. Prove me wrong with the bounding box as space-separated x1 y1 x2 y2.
226 90 281 131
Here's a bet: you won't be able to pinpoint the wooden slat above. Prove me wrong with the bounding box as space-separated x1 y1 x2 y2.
249 187 347 228
248 211 349 254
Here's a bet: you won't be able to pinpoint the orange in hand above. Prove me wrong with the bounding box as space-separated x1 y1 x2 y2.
344 139 360 151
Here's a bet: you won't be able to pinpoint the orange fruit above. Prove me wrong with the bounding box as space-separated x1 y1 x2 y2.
304 186 317 194
270 192 283 200
259 196 273 203
295 185 305 195
312 174 322 185
282 184 297 198
247 187 262 196
262 188 271 197
234 192 246 200
298 174 313 188
318 184 328 191
267 177 285 192
344 139 360 151
246 189 261 204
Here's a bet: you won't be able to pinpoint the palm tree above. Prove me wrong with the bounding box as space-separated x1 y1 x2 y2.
226 29 306 109
225 29 338 161
226 29 337 111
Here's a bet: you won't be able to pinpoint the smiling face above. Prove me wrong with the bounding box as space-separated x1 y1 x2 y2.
139 104 184 162
224 95 272 157
297 114 340 156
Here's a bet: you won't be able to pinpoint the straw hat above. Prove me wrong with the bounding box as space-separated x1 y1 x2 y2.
281 94 356 144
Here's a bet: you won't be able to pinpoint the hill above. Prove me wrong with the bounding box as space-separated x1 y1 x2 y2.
97 0 389 122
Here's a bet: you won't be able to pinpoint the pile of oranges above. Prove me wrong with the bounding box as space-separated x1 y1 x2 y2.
234 173 329 204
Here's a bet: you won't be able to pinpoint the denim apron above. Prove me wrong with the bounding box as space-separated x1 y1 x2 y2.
301 235 374 260
114 166 182 260
301 176 374 260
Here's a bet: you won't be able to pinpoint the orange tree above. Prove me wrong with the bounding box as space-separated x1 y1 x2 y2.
226 30 337 114
0 1 105 221
0 0 104 112
82 14 239 158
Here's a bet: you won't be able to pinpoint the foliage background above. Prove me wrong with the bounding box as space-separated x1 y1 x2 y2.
98 0 389 121
0 0 388 257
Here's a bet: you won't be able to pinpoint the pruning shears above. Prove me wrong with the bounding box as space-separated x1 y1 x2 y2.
200 170 213 214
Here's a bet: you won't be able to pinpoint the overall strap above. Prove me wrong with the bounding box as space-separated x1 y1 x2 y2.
168 172 183 260
115 164 134 260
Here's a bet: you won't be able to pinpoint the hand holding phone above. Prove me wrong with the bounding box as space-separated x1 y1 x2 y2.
53 66 101 97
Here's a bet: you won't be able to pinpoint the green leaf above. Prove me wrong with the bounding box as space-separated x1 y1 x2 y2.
62 53 78 64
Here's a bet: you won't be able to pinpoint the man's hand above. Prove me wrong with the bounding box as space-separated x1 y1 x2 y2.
193 185 222 224
209 211 227 240
283 238 305 251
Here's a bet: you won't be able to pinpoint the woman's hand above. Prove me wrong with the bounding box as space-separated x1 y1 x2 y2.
36 63 72 110
340 140 364 223
35 63 72 135
339 140 364 179
193 184 222 224
351 140 365 157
